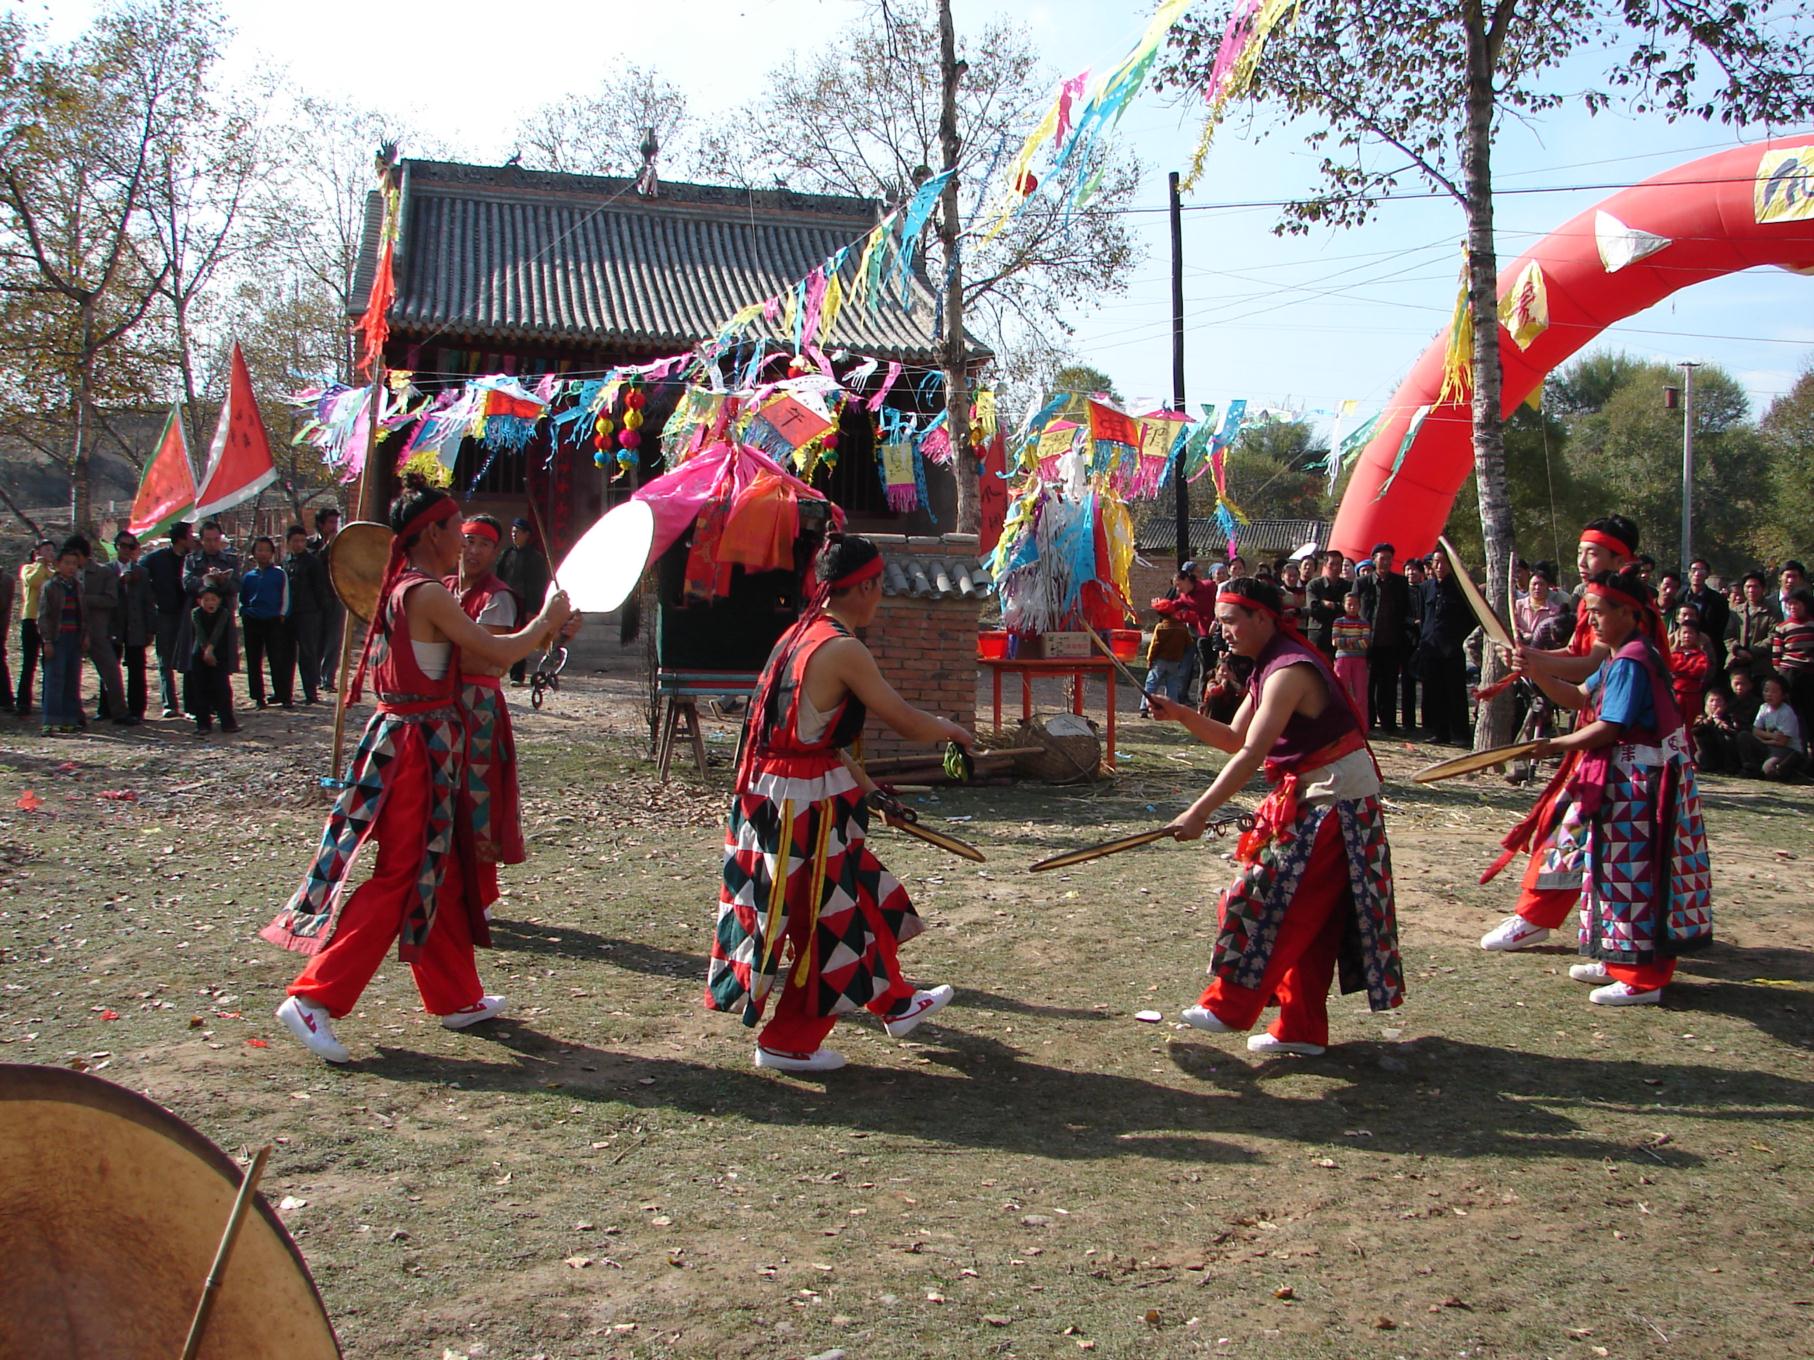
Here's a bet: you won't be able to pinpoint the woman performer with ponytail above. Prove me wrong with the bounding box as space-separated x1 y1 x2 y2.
707 535 976 1074
1516 568 1713 1006
1479 514 1640 954
264 475 573 1064
1150 576 1403 1058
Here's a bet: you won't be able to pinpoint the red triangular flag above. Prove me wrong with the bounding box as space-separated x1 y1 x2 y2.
195 343 277 517
127 405 197 537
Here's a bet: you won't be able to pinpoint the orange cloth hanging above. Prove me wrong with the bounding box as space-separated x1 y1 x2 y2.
718 471 801 574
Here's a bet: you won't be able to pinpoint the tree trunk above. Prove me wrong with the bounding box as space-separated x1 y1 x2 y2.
173 295 206 458
70 303 96 533
1462 3 1516 750
936 0 977 535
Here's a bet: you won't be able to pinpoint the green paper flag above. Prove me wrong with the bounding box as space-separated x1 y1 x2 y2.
127 405 197 537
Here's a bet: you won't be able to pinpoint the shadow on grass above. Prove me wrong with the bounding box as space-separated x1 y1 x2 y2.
352 1020 1812 1168
488 919 1109 1023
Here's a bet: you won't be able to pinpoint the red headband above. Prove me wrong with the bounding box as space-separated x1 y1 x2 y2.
1584 581 1651 615
461 518 500 544
1579 528 1634 557
827 556 883 591
1216 585 1280 620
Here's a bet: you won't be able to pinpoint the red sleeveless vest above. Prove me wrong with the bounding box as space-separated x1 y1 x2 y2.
369 568 460 714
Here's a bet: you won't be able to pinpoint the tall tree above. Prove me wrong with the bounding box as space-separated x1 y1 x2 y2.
513 65 692 180
1561 357 1768 576
701 0 1142 530
0 0 216 529
1049 362 1122 421
1226 418 1330 522
1757 363 1814 567
143 56 274 453
1163 0 1814 744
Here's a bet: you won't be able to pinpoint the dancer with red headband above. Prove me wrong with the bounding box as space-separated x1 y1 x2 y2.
1479 514 1639 954
264 475 574 1064
707 534 977 1074
1515 568 1713 1005
1150 576 1403 1057
448 512 561 914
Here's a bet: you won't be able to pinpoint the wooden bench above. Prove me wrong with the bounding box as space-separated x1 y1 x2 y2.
654 668 759 781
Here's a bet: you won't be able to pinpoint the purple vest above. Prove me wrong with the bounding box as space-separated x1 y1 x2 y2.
1252 630 1360 765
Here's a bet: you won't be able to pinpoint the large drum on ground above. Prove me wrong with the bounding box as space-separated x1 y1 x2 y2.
0 1063 341 1359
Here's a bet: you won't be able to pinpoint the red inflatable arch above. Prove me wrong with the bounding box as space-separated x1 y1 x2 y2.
1330 134 1814 560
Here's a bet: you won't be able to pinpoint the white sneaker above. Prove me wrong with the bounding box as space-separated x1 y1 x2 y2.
276 996 350 1064
883 984 955 1038
1480 915 1550 952
441 994 507 1030
753 1046 848 1073
1590 982 1663 1007
1247 1033 1325 1057
1569 961 1610 984
1180 1005 1237 1034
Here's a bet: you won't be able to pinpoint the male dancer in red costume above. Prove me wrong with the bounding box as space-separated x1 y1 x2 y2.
1151 576 1403 1057
1519 567 1713 1004
1478 515 1639 953
264 477 574 1064
449 513 528 912
707 534 975 1074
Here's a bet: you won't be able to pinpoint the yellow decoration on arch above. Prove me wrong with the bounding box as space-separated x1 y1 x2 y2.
1497 260 1550 352
1755 145 1814 225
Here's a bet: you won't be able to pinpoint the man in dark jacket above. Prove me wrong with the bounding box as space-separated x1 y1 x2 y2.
307 506 343 691
282 524 329 704
111 529 158 721
181 521 240 676
496 517 550 685
1355 541 1412 732
1305 550 1349 658
81 539 134 725
141 521 192 717
1683 557 1729 671
1418 546 1475 745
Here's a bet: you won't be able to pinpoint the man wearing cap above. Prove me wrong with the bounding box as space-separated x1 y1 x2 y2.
448 514 528 912
497 518 550 686
1150 576 1402 1058
1479 515 1640 955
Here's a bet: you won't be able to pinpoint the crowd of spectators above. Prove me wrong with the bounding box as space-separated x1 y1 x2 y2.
4 508 555 739
1147 545 1811 783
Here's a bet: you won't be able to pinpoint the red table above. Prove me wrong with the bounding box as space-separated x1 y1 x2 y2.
979 655 1118 772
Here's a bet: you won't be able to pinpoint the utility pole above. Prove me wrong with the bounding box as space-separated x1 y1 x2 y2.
935 0 976 533
1169 170 1188 569
1679 361 1699 571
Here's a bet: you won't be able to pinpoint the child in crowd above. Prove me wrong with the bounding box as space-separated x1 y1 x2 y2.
1745 672 1805 780
1141 597 1194 716
1331 590 1370 714
1201 654 1251 723
188 581 240 736
1691 688 1744 774
35 539 86 735
1668 605 1710 725
1725 665 1761 730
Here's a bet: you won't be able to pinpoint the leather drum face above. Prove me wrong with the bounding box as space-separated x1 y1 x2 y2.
327 521 394 624
0 1065 341 1360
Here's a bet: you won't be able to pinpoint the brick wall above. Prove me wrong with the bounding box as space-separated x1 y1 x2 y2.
858 534 983 759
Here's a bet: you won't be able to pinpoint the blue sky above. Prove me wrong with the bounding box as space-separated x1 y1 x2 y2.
42 0 1814 424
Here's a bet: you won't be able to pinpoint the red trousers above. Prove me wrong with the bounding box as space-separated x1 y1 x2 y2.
287 748 483 1019
1198 815 1350 1046
757 914 916 1056
1605 958 1675 990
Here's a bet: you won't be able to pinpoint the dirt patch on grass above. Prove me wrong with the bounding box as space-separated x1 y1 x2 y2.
2 683 1811 1358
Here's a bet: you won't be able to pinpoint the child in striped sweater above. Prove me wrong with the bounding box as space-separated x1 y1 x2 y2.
1331 591 1370 715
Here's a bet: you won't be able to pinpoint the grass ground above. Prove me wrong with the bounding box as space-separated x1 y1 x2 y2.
2 678 1811 1359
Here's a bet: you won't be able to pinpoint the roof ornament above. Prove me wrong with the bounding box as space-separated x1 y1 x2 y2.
635 127 660 199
